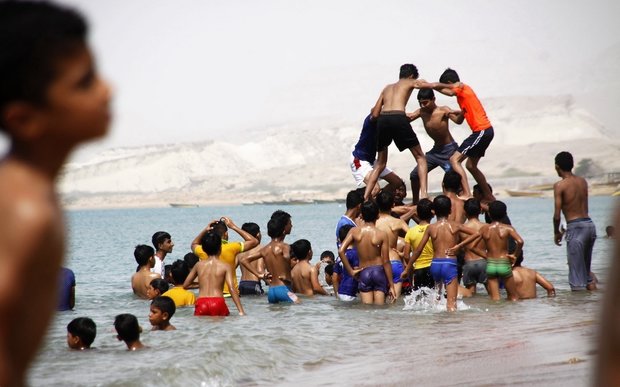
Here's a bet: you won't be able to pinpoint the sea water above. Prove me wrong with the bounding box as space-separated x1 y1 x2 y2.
28 196 617 386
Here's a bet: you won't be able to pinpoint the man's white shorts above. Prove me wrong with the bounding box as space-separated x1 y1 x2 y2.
349 153 393 187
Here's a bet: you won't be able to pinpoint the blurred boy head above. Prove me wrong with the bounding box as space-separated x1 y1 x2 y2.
66 317 96 350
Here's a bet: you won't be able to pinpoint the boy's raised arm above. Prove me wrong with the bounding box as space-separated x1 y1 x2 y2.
222 217 258 250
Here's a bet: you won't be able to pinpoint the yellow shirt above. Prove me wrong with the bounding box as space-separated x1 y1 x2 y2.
193 240 244 295
404 224 434 270
162 286 196 307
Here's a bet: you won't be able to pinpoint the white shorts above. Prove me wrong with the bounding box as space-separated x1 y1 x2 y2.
349 153 393 187
338 294 357 302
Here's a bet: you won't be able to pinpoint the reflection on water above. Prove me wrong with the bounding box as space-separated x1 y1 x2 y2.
29 197 615 386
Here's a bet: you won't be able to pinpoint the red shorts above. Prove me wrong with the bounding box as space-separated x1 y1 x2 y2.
194 297 230 316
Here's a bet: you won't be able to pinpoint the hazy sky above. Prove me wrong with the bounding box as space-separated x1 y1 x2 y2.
3 0 619 160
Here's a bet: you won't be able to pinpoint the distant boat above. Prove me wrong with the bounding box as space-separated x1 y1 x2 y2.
169 203 199 208
506 190 544 198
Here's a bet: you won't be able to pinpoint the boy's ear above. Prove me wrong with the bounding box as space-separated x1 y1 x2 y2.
1 102 46 140
162 312 169 321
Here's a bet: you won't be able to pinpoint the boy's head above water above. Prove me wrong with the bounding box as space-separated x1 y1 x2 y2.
0 0 111 144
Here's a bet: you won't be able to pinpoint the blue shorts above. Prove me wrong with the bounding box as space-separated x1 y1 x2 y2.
391 260 404 284
358 265 388 294
410 141 457 181
267 285 295 304
457 127 494 158
430 258 458 285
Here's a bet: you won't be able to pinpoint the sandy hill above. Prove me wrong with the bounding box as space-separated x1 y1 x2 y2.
58 95 620 209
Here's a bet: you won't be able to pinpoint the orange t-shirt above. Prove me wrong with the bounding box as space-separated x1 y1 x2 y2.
453 83 492 132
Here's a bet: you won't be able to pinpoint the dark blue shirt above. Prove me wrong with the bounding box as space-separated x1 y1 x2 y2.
352 114 378 164
57 267 75 311
334 249 359 297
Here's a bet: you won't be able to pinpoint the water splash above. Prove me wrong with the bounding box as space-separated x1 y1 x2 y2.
402 287 470 312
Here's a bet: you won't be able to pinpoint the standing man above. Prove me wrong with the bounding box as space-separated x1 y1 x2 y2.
553 151 597 291
364 64 428 200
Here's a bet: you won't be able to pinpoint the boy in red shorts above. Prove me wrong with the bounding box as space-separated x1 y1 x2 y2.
183 232 245 316
419 68 495 202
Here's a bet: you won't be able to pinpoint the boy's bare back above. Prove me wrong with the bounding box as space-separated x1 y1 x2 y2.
291 261 315 296
373 79 421 115
351 226 388 268
554 175 589 221
131 270 161 299
480 223 521 259
193 259 230 298
376 214 408 260
261 241 292 286
428 220 466 258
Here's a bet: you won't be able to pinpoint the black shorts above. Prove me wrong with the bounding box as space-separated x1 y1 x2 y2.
239 280 264 295
413 267 435 290
457 127 494 158
377 111 419 151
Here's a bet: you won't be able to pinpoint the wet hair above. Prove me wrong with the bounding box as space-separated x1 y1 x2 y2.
210 220 228 238
183 252 199 269
114 314 140 343
439 68 460 84
151 296 176 319
241 222 260 238
442 170 462 193
267 213 290 238
325 263 334 276
417 88 435 100
376 189 394 212
416 198 434 221
200 231 222 256
134 244 154 267
320 250 335 261
164 264 173 283
67 317 96 347
433 195 452 218
399 63 419 79
0 1 87 127
271 210 291 222
514 254 524 267
361 200 379 222
291 239 312 261
149 278 169 294
607 225 615 237
151 231 171 250
555 151 574 171
170 260 189 285
488 201 508 221
346 190 363 210
464 198 481 218
338 224 354 243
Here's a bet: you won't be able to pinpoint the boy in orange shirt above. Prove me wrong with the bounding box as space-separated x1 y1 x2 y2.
420 68 495 202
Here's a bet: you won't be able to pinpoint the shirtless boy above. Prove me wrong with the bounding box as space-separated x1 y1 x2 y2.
241 211 300 304
0 2 111 384
401 195 476 311
338 200 396 305
460 199 488 295
237 222 266 296
191 217 258 296
442 170 466 223
409 88 463 203
376 190 409 299
418 68 495 201
291 239 329 296
131 245 161 299
453 201 522 301
351 113 404 197
510 256 555 299
364 64 428 200
183 232 245 316
553 151 597 291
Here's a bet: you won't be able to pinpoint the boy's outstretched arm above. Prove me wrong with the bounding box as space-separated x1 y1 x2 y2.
535 271 555 297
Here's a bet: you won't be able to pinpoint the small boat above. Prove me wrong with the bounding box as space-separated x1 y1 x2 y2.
169 203 199 208
505 190 544 198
